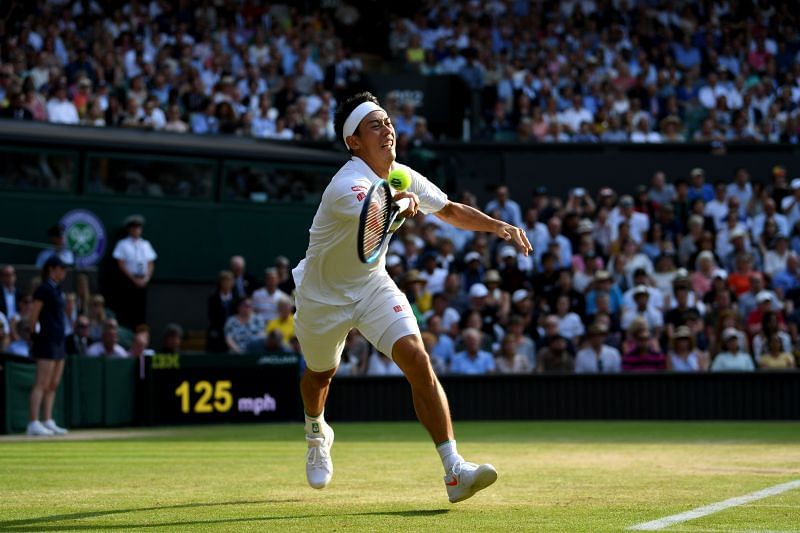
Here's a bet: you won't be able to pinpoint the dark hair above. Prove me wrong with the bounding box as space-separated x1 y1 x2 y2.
334 91 380 153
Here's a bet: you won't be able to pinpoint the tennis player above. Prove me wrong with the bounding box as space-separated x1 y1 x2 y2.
293 92 532 502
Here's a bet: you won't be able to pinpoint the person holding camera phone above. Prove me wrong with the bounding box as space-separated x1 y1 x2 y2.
565 187 596 217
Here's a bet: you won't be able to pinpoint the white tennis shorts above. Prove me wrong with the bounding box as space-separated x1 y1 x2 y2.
294 281 420 372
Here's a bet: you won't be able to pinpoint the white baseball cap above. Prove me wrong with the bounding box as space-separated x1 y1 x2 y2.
464 251 482 263
512 289 529 303
469 283 489 298
756 290 773 304
499 247 517 259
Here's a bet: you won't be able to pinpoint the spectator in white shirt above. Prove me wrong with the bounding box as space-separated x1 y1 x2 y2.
621 285 663 337
609 195 650 244
750 198 789 240
711 328 755 371
418 252 448 295
559 95 593 134
780 178 800 230
251 268 289 322
46 84 79 124
86 318 127 358
726 168 752 217
555 294 585 343
704 180 729 230
575 322 621 373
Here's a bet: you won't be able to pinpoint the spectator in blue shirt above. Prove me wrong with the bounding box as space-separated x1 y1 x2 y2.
485 185 523 229
773 253 800 296
450 328 495 375
672 35 701 70
687 168 714 203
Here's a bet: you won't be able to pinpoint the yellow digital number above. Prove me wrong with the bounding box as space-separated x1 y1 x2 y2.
214 380 233 412
174 380 234 414
175 381 190 413
194 381 214 413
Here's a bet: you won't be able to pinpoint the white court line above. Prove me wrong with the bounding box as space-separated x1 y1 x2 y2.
627 479 800 531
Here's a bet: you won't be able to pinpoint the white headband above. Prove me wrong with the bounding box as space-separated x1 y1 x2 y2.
342 101 385 149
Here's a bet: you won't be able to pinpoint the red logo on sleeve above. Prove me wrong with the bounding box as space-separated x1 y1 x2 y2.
356 192 366 202
393 305 403 313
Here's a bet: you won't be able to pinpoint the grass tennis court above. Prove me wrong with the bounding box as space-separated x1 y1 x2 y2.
0 421 798 531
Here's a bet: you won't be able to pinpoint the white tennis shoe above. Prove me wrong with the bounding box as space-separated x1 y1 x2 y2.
43 419 68 435
444 461 498 503
26 420 54 436
305 425 334 489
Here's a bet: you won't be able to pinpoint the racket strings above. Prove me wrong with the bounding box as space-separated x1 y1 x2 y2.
362 191 391 259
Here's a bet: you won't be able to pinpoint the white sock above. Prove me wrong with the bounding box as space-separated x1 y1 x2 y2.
304 410 328 438
437 440 464 473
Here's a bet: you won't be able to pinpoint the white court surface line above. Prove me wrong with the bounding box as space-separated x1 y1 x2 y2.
627 479 800 531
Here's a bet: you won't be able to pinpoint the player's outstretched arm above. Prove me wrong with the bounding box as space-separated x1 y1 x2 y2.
435 201 533 256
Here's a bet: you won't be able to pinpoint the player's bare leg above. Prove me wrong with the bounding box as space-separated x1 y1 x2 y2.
392 334 497 502
300 366 337 489
392 335 453 443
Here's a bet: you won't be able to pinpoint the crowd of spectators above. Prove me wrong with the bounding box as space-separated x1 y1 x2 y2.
1 1 800 145
394 0 800 143
0 1 364 141
188 165 799 376
3 164 800 375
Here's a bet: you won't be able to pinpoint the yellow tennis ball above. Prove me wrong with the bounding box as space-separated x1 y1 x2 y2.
388 168 412 191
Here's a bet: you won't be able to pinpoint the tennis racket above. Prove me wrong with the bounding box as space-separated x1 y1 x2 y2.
357 179 411 264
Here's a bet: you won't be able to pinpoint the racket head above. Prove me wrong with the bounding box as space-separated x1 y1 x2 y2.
357 179 393 263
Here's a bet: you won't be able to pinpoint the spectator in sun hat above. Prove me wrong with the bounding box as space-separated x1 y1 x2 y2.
585 269 623 316
622 268 663 313
575 322 621 374
667 325 705 372
724 227 761 273
35 224 75 268
711 328 755 371
621 285 663 337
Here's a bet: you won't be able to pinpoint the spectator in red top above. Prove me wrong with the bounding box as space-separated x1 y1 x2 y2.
745 291 784 337
727 253 754 296
622 328 666 372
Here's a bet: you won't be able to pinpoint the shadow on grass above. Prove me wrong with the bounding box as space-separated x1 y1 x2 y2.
0 501 449 531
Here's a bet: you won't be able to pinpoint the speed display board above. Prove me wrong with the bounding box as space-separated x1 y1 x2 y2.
147 353 301 424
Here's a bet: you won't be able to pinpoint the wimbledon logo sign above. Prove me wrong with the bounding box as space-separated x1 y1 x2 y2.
60 209 106 268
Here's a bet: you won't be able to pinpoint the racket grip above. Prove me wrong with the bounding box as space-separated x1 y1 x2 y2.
394 197 412 213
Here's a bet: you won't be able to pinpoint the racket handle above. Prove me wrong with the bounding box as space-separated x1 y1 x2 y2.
394 197 412 213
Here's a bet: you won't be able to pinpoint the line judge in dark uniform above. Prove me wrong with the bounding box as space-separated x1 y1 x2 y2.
27 256 69 436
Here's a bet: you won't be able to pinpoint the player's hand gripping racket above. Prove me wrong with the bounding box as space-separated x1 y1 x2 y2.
357 180 411 263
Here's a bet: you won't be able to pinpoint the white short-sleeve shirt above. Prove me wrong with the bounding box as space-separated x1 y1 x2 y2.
293 157 448 305
112 237 157 277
